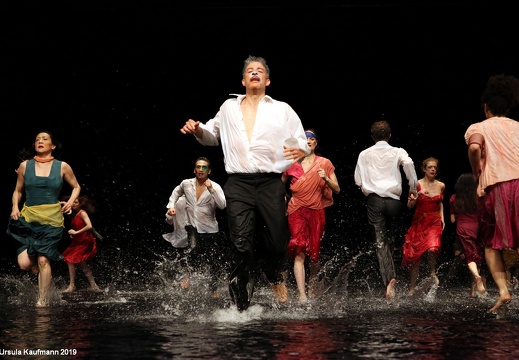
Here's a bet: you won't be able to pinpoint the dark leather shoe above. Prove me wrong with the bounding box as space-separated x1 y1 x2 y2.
229 263 254 312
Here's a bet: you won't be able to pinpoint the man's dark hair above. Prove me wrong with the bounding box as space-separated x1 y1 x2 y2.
370 120 391 142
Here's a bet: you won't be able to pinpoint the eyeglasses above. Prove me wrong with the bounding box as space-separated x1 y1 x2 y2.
195 165 209 171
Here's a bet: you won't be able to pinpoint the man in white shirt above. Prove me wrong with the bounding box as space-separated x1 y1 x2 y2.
180 55 310 311
354 120 418 300
164 157 227 298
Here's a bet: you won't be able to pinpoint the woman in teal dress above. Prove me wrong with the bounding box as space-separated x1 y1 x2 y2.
7 130 81 307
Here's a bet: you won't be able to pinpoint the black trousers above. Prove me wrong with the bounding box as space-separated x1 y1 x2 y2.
366 193 402 286
224 173 289 284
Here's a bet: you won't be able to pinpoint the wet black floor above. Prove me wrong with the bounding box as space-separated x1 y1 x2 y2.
1 265 518 360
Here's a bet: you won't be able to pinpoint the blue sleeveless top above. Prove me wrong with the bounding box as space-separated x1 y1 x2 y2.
6 159 65 261
24 159 63 206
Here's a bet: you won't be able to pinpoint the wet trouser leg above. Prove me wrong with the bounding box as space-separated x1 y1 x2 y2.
255 175 290 284
225 173 289 311
366 194 402 287
372 223 396 287
225 175 256 311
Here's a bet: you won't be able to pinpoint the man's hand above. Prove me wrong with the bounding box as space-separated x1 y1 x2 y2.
283 146 306 163
180 119 201 135
204 179 214 193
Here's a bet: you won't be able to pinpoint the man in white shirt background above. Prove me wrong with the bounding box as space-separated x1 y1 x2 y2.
354 120 418 301
164 157 227 298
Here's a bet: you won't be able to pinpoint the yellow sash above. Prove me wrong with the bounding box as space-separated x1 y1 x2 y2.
21 203 64 227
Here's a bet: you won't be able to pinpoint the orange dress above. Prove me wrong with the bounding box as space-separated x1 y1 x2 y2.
61 210 97 264
402 184 443 267
284 156 335 261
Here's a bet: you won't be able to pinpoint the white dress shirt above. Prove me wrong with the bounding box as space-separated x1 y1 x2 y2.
195 94 310 174
166 178 226 234
354 141 418 200
163 195 189 248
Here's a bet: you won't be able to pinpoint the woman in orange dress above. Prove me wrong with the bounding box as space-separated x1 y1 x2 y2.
282 129 340 302
402 157 445 296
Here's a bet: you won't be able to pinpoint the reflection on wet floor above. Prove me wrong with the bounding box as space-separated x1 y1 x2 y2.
1 268 519 359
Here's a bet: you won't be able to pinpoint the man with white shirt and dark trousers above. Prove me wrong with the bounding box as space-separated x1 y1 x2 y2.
354 120 418 300
164 157 227 298
180 55 310 311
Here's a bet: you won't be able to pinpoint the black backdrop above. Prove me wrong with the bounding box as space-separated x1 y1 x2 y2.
1 3 516 286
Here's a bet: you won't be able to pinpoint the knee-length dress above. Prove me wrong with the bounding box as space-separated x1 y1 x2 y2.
402 184 444 267
61 210 97 263
6 159 65 262
449 194 483 265
284 155 335 262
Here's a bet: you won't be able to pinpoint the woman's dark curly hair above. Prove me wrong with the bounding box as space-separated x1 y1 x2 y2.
453 173 478 215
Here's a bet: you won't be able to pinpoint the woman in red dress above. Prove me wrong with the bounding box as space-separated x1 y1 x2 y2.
61 195 101 292
402 157 445 296
449 173 486 297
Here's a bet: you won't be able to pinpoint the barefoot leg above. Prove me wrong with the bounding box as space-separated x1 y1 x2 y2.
79 262 100 291
486 248 512 313
470 279 477 298
386 278 396 300
408 264 419 296
37 255 51 306
489 295 512 313
63 262 76 293
468 261 486 295
307 260 320 300
272 282 288 303
475 275 487 295
427 251 439 286
293 252 307 302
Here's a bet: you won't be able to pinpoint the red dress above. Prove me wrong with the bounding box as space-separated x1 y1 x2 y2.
62 210 97 264
402 184 443 267
284 156 335 262
449 194 483 265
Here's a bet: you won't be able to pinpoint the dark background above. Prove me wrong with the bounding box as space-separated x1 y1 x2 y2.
1 2 517 289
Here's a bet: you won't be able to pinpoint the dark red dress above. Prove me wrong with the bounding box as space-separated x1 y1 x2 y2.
402 184 443 267
449 194 483 265
62 210 97 264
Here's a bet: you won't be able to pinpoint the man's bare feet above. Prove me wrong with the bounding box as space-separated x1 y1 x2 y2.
63 286 75 293
272 282 288 303
386 278 396 300
88 286 102 292
489 295 512 314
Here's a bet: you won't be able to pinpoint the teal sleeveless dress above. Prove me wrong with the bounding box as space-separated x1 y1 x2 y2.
7 159 65 261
